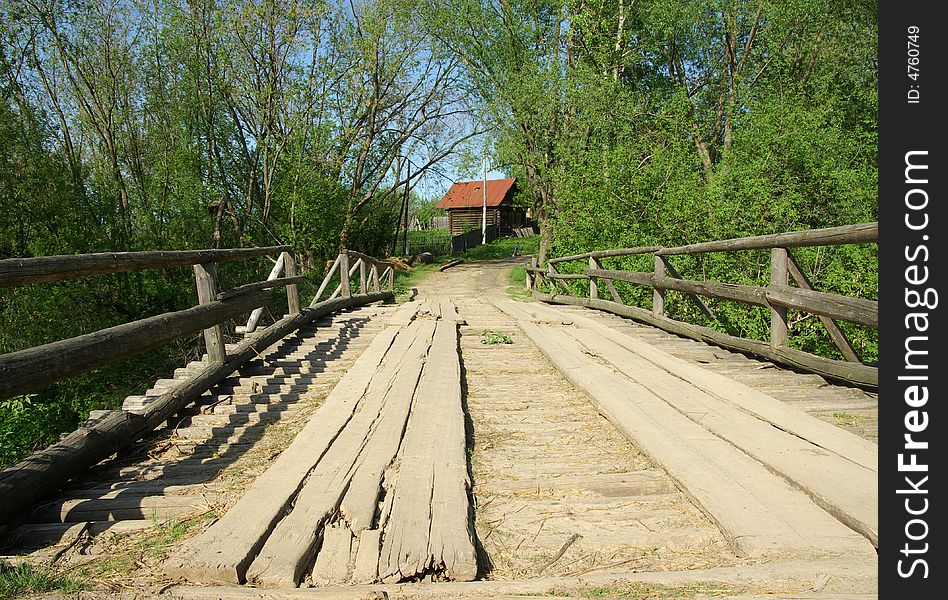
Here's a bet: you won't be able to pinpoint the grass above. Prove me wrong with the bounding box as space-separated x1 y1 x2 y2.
507 265 534 301
0 561 85 598
832 411 865 427
481 330 513 345
392 262 441 302
454 235 539 261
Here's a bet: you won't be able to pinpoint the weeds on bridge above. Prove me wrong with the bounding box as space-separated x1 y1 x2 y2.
481 330 513 345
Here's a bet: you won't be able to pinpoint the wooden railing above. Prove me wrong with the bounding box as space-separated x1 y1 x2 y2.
0 247 394 525
526 223 878 388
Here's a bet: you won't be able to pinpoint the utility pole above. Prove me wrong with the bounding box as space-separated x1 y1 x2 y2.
403 160 411 256
482 155 488 245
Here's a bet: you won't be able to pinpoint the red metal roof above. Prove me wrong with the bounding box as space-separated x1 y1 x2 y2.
434 178 516 209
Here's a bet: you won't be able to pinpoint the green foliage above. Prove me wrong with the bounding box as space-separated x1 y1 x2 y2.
480 330 513 345
0 561 85 598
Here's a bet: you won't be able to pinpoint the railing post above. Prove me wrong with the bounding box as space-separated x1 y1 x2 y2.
653 255 665 317
359 258 367 295
527 257 537 290
770 247 789 348
192 262 227 363
370 264 379 293
387 266 395 291
548 262 557 295
339 251 351 298
282 251 300 315
588 257 598 300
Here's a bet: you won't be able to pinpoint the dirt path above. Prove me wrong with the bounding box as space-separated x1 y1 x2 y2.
412 260 738 580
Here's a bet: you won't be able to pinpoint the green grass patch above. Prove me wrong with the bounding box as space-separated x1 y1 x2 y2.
506 265 534 301
455 235 539 261
137 511 216 558
393 263 440 302
480 330 513 345
0 561 86 598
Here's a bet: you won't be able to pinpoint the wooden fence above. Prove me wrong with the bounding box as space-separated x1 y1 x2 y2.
0 248 394 525
525 223 878 388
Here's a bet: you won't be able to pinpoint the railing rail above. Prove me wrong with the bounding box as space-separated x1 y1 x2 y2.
528 223 878 388
0 246 395 525
0 247 395 400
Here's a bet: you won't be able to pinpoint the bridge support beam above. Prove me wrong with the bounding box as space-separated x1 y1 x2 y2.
770 248 789 348
193 263 227 364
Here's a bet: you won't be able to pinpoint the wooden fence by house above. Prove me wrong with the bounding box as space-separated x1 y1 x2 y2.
525 223 878 388
0 247 394 525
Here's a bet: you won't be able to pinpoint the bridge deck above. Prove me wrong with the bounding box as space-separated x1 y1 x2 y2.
1 261 878 597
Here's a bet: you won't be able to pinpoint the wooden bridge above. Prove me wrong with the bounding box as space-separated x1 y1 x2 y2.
0 224 878 598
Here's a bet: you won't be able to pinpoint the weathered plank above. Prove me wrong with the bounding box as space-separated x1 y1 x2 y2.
517 302 877 471
338 321 432 533
351 528 382 584
377 320 477 583
160 304 398 585
496 300 874 560
534 292 877 388
438 297 466 324
561 322 877 545
0 246 290 288
244 320 436 587
310 523 353 584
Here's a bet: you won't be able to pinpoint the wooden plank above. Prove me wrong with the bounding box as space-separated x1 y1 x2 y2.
339 253 352 299
193 263 227 364
770 248 789 347
7 520 156 548
547 273 588 280
652 256 664 316
480 471 675 498
351 529 382 584
377 321 477 583
0 246 290 288
388 302 419 327
533 292 877 388
656 223 877 256
787 252 860 362
343 251 397 271
338 320 432 533
560 322 877 545
283 252 301 315
438 297 465 324
30 494 210 523
496 301 874 560
310 523 353 584
162 319 401 585
244 320 436 587
0 291 271 402
515 302 877 471
587 257 598 300
439 259 463 271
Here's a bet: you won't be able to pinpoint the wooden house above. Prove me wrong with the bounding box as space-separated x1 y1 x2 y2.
434 178 525 236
